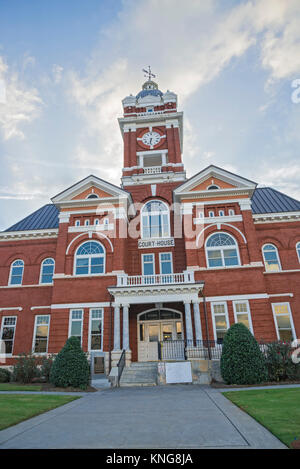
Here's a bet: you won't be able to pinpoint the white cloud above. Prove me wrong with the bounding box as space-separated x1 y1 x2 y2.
52 64 63 84
0 55 43 140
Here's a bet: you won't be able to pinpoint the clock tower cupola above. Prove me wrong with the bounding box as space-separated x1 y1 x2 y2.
119 68 186 187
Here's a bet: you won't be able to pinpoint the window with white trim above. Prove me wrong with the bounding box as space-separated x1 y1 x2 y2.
272 303 295 342
94 218 99 225
208 211 215 217
75 241 105 275
89 309 103 351
40 258 55 284
75 220 80 226
296 242 300 263
262 244 281 272
9 260 24 285
219 210 224 217
0 316 17 354
206 233 240 268
142 253 155 276
141 201 170 239
33 315 50 353
84 219 90 226
228 209 235 216
69 310 83 344
159 252 173 275
211 303 229 344
233 301 253 333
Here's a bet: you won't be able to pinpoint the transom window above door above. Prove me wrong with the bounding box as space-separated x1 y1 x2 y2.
74 241 105 275
141 200 170 238
206 232 240 268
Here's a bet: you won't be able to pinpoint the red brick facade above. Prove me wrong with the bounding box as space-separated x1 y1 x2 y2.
0 79 299 370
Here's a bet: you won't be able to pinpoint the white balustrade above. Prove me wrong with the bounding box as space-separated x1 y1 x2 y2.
116 271 194 287
144 166 162 174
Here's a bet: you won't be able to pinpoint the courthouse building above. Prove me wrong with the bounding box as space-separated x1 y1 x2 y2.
0 76 300 374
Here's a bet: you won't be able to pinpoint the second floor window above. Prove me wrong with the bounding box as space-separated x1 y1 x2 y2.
141 201 170 239
296 242 300 263
40 258 55 284
142 254 155 276
262 244 281 272
206 233 240 268
75 241 105 275
159 253 173 275
9 260 24 285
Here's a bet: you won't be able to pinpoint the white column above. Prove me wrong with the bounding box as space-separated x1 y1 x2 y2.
184 301 193 343
113 305 120 350
122 304 130 350
193 301 202 342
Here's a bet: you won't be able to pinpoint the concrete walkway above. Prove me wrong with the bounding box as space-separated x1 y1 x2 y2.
0 385 286 449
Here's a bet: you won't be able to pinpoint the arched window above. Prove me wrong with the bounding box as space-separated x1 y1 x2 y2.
141 200 170 239
9 260 24 285
87 193 99 199
262 244 281 272
296 242 300 263
207 185 219 190
40 258 55 284
206 233 240 268
74 241 105 275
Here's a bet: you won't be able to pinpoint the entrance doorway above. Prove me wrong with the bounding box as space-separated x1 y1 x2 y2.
137 309 183 361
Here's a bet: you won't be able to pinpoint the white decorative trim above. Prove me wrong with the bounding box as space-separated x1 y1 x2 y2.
200 293 269 302
0 307 22 311
0 284 53 289
51 302 110 310
194 215 243 224
196 223 247 247
68 224 114 233
254 211 300 223
30 306 51 310
269 293 294 298
263 269 300 274
65 231 113 254
0 229 58 241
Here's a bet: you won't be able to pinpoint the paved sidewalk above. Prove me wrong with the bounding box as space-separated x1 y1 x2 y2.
0 385 286 449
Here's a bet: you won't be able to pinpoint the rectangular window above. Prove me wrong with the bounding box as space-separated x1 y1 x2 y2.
89 309 103 351
69 310 83 344
142 254 155 276
233 301 253 333
159 252 173 275
272 303 295 342
212 303 229 344
0 316 17 354
33 315 50 353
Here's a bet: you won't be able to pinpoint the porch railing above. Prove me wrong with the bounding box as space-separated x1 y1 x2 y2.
116 271 195 287
158 340 223 361
116 349 126 386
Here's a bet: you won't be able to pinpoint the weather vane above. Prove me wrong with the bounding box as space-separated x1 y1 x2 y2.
143 66 156 81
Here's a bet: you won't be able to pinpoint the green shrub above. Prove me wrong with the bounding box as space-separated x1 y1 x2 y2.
220 323 268 385
0 368 11 383
12 353 41 383
264 341 300 381
49 337 90 389
40 355 55 381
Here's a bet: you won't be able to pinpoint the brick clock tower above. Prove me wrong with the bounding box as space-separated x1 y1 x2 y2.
119 74 186 187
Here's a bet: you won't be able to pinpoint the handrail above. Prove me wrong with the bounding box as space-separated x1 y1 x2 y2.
116 349 126 387
117 271 195 287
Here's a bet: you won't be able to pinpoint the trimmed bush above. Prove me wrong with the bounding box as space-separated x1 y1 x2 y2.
220 323 268 385
49 337 90 389
12 353 41 383
0 368 11 383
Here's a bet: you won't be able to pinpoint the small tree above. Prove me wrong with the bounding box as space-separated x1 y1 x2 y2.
49 337 90 389
220 323 268 385
12 353 41 383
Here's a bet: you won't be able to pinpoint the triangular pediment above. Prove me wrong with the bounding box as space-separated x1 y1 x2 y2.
174 165 257 198
51 175 131 205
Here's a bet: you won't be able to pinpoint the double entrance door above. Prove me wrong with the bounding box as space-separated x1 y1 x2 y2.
138 318 184 362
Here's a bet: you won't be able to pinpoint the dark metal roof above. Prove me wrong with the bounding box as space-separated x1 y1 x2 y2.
4 204 59 232
251 187 300 214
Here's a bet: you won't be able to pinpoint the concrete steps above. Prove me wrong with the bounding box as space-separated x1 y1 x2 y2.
119 362 158 387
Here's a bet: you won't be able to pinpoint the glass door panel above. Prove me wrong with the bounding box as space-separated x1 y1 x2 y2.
161 323 172 341
148 325 159 342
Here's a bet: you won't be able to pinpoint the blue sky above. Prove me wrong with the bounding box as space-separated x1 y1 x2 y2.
0 0 300 230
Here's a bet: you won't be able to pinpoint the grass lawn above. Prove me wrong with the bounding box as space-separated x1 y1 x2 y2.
0 383 42 391
0 394 80 431
223 388 300 448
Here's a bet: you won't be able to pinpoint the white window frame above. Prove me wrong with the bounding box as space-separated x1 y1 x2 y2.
32 315 50 354
75 220 80 226
232 300 254 334
218 210 225 217
271 303 296 341
84 219 90 226
94 218 99 225
205 232 241 269
88 308 104 352
141 200 170 239
74 241 106 276
0 316 17 356
68 309 84 345
296 242 300 263
8 259 24 286
208 211 215 217
262 244 282 272
228 209 235 216
39 258 55 284
142 253 155 276
211 302 230 343
159 252 173 275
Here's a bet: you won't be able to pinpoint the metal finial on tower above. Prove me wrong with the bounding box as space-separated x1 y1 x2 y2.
142 66 156 81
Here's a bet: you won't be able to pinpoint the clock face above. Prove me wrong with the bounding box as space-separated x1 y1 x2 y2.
142 131 161 147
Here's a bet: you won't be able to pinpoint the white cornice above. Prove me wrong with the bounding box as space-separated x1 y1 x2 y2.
253 212 300 223
193 215 243 224
0 229 58 242
121 171 186 187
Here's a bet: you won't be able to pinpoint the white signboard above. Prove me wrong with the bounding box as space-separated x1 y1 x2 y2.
165 362 192 384
138 238 175 249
